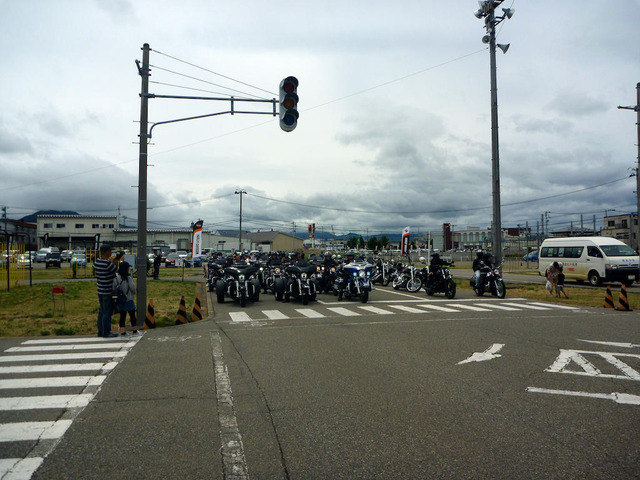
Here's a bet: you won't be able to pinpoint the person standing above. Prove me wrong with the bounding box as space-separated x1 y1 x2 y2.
153 251 161 280
113 261 140 335
95 244 119 338
556 266 568 298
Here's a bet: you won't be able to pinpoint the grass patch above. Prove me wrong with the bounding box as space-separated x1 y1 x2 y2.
0 280 206 337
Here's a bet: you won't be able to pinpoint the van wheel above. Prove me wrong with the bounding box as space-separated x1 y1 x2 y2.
588 271 601 287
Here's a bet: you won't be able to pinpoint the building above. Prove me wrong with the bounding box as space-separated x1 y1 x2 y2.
113 228 211 252
601 213 638 247
1 218 37 250
246 231 303 252
36 214 118 250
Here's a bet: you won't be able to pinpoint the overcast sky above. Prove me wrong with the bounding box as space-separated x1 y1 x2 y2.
1 0 640 237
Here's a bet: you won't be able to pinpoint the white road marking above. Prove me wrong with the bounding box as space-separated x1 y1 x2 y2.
22 337 132 345
545 350 640 381
479 303 521 311
527 302 579 310
387 305 426 313
501 302 551 310
0 457 44 480
458 344 505 364
0 352 127 363
578 340 640 349
526 387 640 405
448 304 492 312
0 376 106 390
0 362 118 374
0 394 94 411
0 420 73 442
296 309 325 318
326 307 361 317
417 304 459 313
229 312 252 322
263 310 289 320
358 306 394 315
6 343 132 353
211 331 249 480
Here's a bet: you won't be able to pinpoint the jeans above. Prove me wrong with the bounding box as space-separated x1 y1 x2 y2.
97 294 113 337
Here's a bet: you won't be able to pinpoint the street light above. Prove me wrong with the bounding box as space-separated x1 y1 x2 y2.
474 0 514 266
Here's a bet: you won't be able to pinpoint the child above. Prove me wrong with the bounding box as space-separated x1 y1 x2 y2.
113 261 141 335
556 266 568 298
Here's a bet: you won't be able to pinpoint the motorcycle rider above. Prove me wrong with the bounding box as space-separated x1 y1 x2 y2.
473 250 485 291
425 252 452 288
475 251 494 293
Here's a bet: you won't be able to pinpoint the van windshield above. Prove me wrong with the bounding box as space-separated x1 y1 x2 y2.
600 244 637 257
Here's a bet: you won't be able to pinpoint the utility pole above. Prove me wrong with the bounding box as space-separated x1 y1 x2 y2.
135 43 151 318
617 82 640 250
235 190 246 252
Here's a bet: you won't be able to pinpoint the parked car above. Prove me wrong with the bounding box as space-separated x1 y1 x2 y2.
61 250 73 262
45 252 62 268
35 248 52 263
165 253 181 267
185 255 204 268
522 250 538 262
70 253 86 267
176 250 188 259
17 254 32 267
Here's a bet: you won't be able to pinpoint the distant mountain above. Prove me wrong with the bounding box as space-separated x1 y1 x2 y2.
20 210 80 223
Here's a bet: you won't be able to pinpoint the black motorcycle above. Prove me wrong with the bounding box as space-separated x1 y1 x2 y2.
333 262 373 303
275 263 318 304
371 260 393 286
206 260 225 292
216 264 261 307
471 264 506 298
424 265 456 299
392 265 422 293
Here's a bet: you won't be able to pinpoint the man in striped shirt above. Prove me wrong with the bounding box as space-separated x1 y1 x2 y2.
95 244 119 338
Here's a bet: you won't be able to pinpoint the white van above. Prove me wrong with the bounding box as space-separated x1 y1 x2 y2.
538 237 639 286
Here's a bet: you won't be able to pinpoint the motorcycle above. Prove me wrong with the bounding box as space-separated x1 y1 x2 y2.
334 262 373 303
275 263 318 304
424 265 457 299
470 264 506 298
216 263 261 307
371 260 393 286
206 260 225 292
392 265 422 293
316 264 336 294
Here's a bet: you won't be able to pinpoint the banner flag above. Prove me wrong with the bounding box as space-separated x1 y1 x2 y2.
192 220 204 256
401 226 410 255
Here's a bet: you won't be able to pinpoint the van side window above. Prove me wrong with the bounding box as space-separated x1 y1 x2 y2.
588 246 602 258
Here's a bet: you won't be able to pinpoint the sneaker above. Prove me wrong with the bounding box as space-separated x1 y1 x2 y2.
131 330 142 336
103 332 118 338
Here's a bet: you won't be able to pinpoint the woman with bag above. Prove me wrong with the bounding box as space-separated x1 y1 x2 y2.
112 261 141 335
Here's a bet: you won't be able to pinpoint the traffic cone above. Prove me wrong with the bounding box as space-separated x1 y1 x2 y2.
144 299 156 329
604 285 615 309
175 296 189 324
192 292 203 322
617 284 631 311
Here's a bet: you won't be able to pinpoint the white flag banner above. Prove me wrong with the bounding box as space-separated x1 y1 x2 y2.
401 226 410 255
192 220 203 256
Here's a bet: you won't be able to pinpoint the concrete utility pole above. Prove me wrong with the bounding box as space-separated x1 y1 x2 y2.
135 43 151 318
235 190 247 252
617 82 640 250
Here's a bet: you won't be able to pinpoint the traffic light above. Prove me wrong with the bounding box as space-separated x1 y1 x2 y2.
279 76 299 132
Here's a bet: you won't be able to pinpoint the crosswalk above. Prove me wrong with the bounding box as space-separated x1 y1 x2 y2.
0 335 140 480
227 300 580 323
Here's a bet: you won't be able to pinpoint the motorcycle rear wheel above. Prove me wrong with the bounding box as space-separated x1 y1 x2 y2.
382 276 391 287
494 280 506 298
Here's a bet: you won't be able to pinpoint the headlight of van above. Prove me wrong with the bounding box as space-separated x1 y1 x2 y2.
606 264 617 270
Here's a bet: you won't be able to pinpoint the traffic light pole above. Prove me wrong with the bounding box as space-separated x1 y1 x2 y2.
135 44 291 316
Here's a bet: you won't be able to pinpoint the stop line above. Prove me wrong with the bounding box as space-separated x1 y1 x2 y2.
227 300 579 323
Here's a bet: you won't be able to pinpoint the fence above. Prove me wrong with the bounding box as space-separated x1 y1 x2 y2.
0 243 26 291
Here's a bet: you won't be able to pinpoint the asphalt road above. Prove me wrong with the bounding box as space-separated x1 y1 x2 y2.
2 284 640 479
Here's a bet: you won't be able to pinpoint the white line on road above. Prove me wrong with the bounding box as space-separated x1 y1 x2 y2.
448 304 492 312
326 307 361 317
458 344 505 364
296 309 325 318
501 302 551 310
526 387 640 405
387 305 426 313
229 312 252 322
478 303 521 311
0 376 106 390
6 343 133 353
21 337 133 345
0 420 73 442
0 394 94 411
417 304 459 313
527 302 579 310
262 310 289 320
0 362 117 374
358 306 394 315
0 457 44 480
578 340 640 349
0 352 127 363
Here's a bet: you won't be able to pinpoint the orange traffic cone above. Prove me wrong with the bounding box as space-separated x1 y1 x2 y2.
617 284 631 311
192 292 203 322
604 285 615 309
175 296 188 324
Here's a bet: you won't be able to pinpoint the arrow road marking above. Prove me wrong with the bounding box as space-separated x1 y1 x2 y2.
458 343 505 364
527 387 640 405
578 340 640 349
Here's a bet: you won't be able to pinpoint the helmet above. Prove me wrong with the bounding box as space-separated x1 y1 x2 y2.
419 257 426 263
476 250 483 258
432 252 440 259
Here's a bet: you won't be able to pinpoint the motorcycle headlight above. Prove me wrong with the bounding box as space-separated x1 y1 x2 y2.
302 273 307 279
275 268 281 274
359 271 365 278
331 267 336 273
367 271 371 276
239 274 245 281
259 267 263 271
353 272 358 277
317 266 321 272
